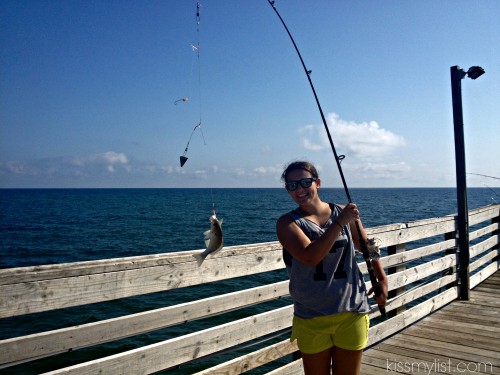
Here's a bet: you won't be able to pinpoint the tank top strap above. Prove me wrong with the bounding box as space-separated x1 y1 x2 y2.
288 203 342 224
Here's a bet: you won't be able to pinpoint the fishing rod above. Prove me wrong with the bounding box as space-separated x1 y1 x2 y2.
267 0 386 318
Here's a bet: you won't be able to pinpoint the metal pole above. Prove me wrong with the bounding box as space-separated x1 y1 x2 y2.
450 65 470 300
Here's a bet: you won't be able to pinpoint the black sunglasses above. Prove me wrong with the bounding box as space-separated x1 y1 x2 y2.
285 177 317 191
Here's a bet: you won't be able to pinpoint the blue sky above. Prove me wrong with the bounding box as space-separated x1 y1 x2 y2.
1 0 499 188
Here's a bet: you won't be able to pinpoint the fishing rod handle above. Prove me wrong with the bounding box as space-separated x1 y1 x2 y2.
366 260 386 319
355 221 386 318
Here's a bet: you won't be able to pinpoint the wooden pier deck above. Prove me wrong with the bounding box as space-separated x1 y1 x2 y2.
362 271 500 375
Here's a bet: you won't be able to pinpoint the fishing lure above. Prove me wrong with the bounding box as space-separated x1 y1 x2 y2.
174 97 189 105
179 121 206 167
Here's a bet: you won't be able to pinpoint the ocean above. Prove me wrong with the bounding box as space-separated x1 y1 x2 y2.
1 188 499 374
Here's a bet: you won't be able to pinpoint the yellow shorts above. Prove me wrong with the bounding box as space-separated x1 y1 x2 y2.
291 312 369 354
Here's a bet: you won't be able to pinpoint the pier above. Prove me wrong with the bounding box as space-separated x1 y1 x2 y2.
363 272 499 374
1 204 498 374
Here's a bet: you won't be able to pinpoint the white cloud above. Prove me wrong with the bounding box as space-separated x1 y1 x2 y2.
298 113 406 159
71 152 129 172
254 165 282 175
298 124 326 151
302 138 325 151
350 161 411 177
0 152 131 184
260 145 272 153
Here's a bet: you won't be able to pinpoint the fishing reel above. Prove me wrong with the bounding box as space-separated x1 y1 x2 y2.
367 238 381 261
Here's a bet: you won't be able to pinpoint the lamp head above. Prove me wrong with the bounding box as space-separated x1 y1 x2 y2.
466 66 485 80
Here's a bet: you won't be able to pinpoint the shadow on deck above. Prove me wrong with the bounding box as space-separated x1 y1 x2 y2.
362 271 500 374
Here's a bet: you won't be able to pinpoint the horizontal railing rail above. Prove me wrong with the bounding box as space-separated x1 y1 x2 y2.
1 204 498 374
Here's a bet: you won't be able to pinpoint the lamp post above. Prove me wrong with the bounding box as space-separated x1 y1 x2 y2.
450 65 485 300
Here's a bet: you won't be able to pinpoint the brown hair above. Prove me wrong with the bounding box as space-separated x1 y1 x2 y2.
281 161 319 182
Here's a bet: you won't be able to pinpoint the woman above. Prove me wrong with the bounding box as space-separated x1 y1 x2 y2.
276 161 388 375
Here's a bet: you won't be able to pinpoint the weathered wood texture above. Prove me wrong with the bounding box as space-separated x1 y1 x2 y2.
0 204 498 374
362 271 500 375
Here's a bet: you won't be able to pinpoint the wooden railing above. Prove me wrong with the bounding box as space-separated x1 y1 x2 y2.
1 204 498 374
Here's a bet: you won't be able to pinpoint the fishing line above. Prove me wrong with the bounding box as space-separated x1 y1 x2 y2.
196 1 203 128
467 172 500 181
267 0 386 318
467 173 500 203
179 1 206 168
483 185 499 204
193 2 216 215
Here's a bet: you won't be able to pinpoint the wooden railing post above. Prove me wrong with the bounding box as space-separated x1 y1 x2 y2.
493 213 500 256
443 231 458 291
387 243 406 318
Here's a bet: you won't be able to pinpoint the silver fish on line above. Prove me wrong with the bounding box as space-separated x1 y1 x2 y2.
194 212 224 266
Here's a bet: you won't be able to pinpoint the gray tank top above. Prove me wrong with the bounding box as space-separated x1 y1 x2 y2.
283 203 370 318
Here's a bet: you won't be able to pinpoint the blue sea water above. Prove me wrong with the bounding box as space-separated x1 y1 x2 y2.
0 188 499 374
2 187 498 268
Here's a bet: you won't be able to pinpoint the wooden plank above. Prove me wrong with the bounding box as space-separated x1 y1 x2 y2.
366 253 456 292
479 277 500 288
365 204 498 249
367 344 498 375
486 271 500 280
365 217 456 249
478 279 500 289
265 359 303 375
470 262 500 289
364 348 451 375
469 222 499 241
0 242 285 285
358 239 455 274
470 235 499 258
469 205 500 226
422 314 500 335
0 248 286 318
367 287 458 346
431 309 500 327
40 306 294 375
192 339 297 375
474 276 500 290
467 291 500 308
415 319 500 341
470 249 499 272
402 324 498 351
470 285 498 296
361 353 397 374
368 274 455 320
472 285 500 298
442 301 500 317
383 334 500 366
0 281 290 366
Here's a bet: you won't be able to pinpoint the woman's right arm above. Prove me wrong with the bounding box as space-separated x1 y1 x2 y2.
276 204 358 267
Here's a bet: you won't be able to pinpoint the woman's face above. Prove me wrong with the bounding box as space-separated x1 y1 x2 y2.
285 168 321 206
